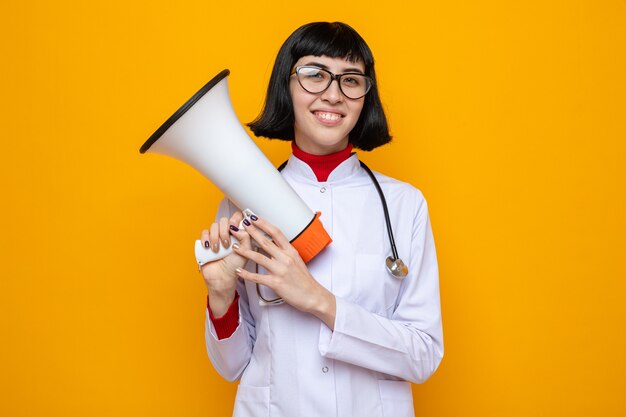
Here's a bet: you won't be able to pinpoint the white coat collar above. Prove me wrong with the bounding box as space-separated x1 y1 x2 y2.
282 152 364 184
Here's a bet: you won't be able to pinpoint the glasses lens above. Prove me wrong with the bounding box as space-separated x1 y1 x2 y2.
296 67 331 93
338 74 371 99
296 67 371 99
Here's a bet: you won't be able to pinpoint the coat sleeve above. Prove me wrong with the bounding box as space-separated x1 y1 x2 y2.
204 198 256 382
318 194 444 383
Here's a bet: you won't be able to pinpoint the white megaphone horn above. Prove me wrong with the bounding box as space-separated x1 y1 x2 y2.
140 69 332 267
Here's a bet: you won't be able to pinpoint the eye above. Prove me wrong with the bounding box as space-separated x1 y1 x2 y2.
300 67 327 82
342 75 362 86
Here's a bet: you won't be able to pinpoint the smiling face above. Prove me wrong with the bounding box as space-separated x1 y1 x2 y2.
289 55 366 155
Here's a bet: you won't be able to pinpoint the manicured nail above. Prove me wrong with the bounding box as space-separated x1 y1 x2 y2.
243 219 251 226
222 239 230 248
230 225 239 232
232 243 240 250
235 267 243 274
250 215 258 221
204 241 210 248
212 243 219 252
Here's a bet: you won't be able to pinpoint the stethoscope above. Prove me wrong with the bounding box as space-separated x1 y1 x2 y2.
256 158 408 306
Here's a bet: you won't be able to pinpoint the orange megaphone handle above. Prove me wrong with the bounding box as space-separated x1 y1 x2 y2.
290 212 332 263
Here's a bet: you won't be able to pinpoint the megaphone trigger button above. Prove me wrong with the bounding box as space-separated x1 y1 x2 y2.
242 208 258 224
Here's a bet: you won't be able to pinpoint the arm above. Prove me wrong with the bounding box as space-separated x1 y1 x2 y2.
230 193 443 383
318 196 443 383
203 199 257 382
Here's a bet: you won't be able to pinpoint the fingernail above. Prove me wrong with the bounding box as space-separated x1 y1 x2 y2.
222 239 230 248
204 241 210 248
232 243 240 250
230 225 239 232
235 267 243 274
250 215 258 221
243 219 251 226
213 243 219 252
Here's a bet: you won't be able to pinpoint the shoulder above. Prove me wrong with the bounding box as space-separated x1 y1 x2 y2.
366 168 428 213
365 170 435 242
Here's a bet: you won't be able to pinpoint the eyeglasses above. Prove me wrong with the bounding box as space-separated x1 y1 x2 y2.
291 66 373 99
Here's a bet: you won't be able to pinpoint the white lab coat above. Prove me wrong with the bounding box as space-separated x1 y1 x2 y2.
205 153 443 417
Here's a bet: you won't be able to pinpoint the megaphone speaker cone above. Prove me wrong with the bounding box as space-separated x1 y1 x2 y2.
139 69 231 154
140 70 332 265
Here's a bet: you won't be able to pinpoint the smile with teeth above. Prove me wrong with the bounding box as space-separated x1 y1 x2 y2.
314 111 342 121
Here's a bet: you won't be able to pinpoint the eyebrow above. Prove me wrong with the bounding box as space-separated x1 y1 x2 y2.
303 61 365 74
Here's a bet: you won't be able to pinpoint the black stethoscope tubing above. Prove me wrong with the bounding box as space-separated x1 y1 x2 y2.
256 158 405 305
358 161 401 262
277 158 401 265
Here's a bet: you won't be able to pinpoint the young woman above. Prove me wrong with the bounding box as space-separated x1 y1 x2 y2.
200 22 443 417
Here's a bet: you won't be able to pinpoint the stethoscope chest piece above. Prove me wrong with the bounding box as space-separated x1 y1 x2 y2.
386 256 408 279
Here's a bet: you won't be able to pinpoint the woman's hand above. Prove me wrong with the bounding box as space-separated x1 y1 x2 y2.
232 215 336 329
200 211 251 317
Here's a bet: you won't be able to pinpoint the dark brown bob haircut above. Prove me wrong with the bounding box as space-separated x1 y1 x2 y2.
247 22 391 151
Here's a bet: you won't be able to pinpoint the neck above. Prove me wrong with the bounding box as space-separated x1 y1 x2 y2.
291 141 353 182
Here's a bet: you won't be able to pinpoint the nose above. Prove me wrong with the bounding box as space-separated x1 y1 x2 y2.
320 78 343 103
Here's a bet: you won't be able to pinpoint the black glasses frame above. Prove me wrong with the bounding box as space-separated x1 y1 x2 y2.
291 66 373 99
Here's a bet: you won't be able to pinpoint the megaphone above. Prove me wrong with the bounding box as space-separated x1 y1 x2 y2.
140 70 332 267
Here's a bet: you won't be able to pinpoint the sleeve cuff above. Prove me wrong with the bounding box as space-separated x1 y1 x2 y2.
208 292 240 340
319 296 346 356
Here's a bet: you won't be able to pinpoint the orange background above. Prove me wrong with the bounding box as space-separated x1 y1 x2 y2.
2 1 625 416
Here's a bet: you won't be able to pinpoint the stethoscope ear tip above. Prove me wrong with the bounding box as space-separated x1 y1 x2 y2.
386 257 409 279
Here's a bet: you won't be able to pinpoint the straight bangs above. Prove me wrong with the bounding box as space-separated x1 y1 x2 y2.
290 23 374 70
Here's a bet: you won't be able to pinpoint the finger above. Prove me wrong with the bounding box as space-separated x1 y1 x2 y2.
232 243 275 271
209 222 220 253
230 211 244 227
219 217 230 249
249 215 292 251
228 221 251 249
235 266 272 287
230 212 249 243
200 229 211 249
242 220 284 260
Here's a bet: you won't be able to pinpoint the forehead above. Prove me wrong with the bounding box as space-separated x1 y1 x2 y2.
293 55 365 72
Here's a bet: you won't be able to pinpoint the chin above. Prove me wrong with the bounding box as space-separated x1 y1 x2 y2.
315 137 349 151
294 125 352 153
